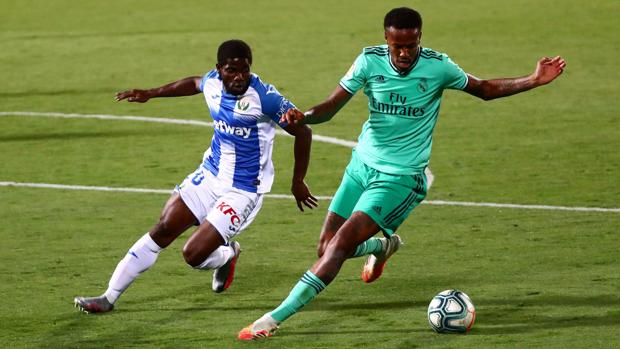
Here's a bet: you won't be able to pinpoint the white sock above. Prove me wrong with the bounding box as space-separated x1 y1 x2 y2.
103 233 162 303
194 245 234 270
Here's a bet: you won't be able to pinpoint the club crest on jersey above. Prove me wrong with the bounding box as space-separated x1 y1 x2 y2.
417 78 428 93
236 97 250 111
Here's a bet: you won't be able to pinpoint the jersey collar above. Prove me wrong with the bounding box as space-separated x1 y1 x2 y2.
388 47 421 76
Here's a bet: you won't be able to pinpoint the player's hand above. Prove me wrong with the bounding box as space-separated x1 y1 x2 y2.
115 89 152 103
280 108 305 125
291 179 318 212
532 56 566 86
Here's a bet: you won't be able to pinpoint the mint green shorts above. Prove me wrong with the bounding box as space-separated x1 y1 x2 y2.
328 150 427 236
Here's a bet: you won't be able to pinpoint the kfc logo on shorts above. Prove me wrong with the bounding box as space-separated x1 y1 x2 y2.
216 202 240 226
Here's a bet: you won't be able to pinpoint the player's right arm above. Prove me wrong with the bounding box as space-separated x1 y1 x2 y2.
116 76 202 103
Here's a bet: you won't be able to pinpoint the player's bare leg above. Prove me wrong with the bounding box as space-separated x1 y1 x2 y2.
316 211 346 257
317 211 400 282
182 220 242 293
239 211 380 340
74 194 196 313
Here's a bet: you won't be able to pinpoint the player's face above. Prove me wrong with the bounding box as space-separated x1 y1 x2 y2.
385 27 421 71
217 58 251 95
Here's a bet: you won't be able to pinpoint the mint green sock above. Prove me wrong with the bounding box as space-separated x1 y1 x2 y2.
269 271 326 323
352 237 383 258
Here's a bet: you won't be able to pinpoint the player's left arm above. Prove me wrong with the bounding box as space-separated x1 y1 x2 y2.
463 56 566 100
282 118 318 211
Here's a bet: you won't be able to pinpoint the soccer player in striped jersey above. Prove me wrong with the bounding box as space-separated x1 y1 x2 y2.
238 7 566 339
74 39 317 313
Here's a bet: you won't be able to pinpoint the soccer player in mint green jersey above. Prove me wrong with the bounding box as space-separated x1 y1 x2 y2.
239 7 566 340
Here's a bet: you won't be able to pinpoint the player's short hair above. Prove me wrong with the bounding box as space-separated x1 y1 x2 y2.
217 39 252 65
384 7 422 30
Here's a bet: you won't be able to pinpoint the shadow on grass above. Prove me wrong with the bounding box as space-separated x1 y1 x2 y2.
41 290 620 347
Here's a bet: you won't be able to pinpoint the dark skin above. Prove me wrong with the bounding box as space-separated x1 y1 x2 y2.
280 26 566 285
116 58 317 266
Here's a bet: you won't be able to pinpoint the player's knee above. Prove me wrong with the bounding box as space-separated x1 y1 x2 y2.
182 243 202 268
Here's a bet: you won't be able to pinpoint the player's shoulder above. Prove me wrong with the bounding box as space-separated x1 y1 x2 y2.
204 69 219 79
249 73 280 96
362 44 389 57
419 47 450 62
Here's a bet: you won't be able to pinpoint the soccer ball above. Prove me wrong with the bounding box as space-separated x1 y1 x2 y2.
427 289 476 333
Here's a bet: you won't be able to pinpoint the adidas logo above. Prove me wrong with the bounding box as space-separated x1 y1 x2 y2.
373 206 382 214
376 75 386 83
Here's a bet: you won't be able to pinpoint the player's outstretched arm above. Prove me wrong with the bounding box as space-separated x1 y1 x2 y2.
280 86 353 125
282 117 318 212
464 56 566 100
116 76 203 103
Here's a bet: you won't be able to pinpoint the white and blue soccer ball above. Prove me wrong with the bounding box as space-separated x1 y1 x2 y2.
427 289 476 333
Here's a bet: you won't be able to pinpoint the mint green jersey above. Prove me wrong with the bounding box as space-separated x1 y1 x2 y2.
340 45 468 174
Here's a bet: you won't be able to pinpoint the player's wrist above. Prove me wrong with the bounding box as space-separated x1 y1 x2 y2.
291 177 305 185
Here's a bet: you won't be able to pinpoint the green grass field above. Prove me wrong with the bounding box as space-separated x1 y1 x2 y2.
1 0 619 348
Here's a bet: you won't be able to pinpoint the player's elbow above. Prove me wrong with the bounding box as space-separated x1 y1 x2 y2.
474 81 494 101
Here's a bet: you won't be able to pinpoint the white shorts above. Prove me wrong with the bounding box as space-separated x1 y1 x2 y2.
175 166 264 243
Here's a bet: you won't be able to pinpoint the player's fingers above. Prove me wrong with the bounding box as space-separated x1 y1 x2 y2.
303 198 317 209
296 200 304 212
280 114 295 124
306 195 318 207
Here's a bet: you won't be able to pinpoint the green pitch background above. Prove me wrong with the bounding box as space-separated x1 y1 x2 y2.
1 0 618 348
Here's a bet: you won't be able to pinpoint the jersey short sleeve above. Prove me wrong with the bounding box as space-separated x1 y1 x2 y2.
441 54 468 90
199 70 218 92
257 82 296 128
339 52 368 94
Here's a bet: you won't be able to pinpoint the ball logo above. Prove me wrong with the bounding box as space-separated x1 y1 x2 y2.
216 202 241 226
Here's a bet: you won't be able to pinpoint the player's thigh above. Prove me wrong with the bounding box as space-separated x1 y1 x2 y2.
354 171 427 236
150 193 199 247
182 220 226 266
328 159 366 221
183 190 262 265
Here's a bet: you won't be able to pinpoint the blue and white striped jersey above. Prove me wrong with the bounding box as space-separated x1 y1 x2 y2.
198 70 293 193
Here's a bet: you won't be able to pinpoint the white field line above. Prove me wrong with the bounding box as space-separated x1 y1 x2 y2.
0 110 434 185
3 111 617 213
1 181 619 213
0 110 358 146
